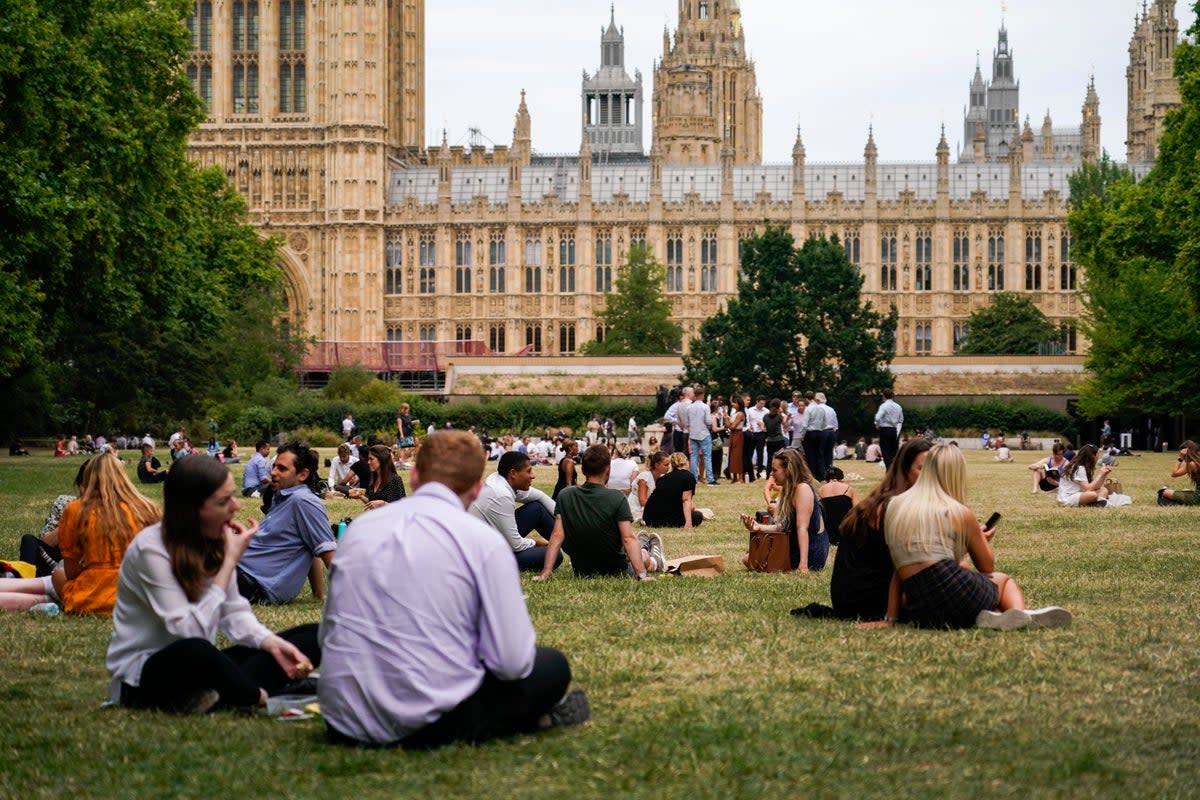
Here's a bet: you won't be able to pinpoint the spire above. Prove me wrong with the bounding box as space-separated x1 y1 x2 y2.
864 125 878 162
937 124 950 160
792 125 806 161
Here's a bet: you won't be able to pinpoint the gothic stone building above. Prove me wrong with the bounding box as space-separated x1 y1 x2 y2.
182 0 1181 380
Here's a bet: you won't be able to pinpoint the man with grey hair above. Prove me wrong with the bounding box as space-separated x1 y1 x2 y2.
664 386 694 456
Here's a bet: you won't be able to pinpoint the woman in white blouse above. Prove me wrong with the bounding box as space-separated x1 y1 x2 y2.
107 456 320 713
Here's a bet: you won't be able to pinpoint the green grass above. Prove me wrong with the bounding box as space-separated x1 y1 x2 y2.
2 448 1198 799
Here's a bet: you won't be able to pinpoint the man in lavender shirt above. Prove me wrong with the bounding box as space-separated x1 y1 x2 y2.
319 430 588 748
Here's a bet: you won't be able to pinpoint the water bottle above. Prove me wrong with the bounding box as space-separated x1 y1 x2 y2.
29 602 61 615
336 519 348 539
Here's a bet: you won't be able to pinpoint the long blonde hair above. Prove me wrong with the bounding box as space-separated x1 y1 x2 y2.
773 448 816 531
77 452 161 557
884 443 968 554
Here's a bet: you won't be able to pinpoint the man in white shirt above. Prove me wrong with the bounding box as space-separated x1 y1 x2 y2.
319 430 587 748
744 395 768 480
469 452 561 572
874 389 904 468
684 394 716 485
328 443 358 494
786 392 807 449
664 387 693 455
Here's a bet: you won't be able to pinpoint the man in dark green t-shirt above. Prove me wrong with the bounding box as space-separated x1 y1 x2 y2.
536 445 666 580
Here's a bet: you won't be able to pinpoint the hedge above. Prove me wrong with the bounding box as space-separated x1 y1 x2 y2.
902 399 1077 441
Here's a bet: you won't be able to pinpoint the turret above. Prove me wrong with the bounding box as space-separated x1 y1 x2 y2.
512 90 532 165
791 125 806 213
1021 116 1035 161
1041 111 1054 160
864 126 878 198
1082 76 1101 164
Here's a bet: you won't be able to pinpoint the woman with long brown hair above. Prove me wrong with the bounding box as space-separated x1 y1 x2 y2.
1 453 159 613
741 447 827 572
726 395 747 483
106 455 320 713
1159 440 1200 505
356 443 407 509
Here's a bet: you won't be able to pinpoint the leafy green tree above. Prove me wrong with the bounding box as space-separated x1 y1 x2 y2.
582 244 681 355
958 293 1057 355
683 227 896 430
0 0 296 435
1066 17 1200 417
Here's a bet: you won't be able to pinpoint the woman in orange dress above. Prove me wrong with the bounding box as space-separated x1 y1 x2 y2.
1 453 160 613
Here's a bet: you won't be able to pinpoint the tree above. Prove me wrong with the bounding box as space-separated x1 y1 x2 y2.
1066 19 1200 417
683 227 896 430
0 0 296 435
958 293 1057 355
582 244 681 355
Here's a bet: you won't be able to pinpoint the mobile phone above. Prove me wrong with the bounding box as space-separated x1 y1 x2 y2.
983 511 1001 529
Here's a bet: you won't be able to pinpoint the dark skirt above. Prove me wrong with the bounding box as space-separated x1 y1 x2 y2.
901 559 998 629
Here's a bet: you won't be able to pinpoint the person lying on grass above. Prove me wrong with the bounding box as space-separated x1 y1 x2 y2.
535 444 665 581
2 453 159 614
106 455 320 714
740 448 827 573
1158 440 1200 506
862 443 1071 631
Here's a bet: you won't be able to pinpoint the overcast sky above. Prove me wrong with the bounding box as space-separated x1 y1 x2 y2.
426 0 1196 163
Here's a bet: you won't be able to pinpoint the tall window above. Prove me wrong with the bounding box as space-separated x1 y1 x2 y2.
187 2 213 51
595 232 612 293
488 324 506 353
843 229 861 268
953 322 968 352
559 324 576 354
1025 229 1042 291
419 231 436 294
987 229 1005 291
488 230 506 293
385 237 402 295
700 230 718 292
187 63 213 112
1059 323 1077 354
278 1 305 113
232 2 259 114
666 231 684 292
595 324 607 345
953 230 970 291
419 324 436 342
914 229 932 291
525 325 543 353
914 322 932 354
629 229 647 252
558 233 576 293
455 233 473 294
880 230 897 290
386 326 402 342
1060 235 1076 290
525 232 542 294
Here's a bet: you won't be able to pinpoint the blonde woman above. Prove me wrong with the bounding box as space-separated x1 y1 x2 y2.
642 452 703 528
741 448 827 572
871 444 1070 630
1 453 160 613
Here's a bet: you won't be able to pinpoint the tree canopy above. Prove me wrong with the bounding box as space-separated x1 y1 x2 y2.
0 0 297 436
1067 19 1200 417
582 244 681 355
958 292 1057 355
683 227 896 430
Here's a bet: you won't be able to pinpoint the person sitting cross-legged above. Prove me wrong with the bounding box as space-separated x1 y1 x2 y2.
536 445 665 582
319 431 588 748
469 451 562 573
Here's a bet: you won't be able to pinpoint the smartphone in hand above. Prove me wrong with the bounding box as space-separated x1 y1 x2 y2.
983 511 1001 530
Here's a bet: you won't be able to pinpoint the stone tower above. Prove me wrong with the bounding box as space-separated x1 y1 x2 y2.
1082 77 1101 163
1126 0 1181 162
183 0 426 343
651 0 763 165
582 7 645 157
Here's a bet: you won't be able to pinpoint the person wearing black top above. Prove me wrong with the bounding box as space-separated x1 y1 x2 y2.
357 444 407 510
137 444 167 484
552 441 579 501
642 453 703 528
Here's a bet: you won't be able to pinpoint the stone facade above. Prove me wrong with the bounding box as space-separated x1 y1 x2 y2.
1127 0 1182 162
181 1 1181 378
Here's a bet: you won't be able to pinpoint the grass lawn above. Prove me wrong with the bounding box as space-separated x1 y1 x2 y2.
2 446 1198 799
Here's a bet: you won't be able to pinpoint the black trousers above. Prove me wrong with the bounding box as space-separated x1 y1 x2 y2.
749 432 767 477
121 624 320 711
328 646 571 750
19 534 61 577
879 427 900 469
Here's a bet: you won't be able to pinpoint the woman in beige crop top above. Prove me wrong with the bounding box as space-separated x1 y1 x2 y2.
865 444 1071 631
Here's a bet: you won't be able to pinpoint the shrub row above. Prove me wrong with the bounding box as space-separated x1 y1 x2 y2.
902 399 1077 441
221 395 659 443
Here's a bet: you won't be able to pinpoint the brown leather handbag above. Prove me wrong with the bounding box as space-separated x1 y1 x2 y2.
747 529 792 572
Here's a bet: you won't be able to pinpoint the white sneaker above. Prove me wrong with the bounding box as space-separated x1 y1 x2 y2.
645 533 666 572
975 608 1032 631
1025 606 1072 629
